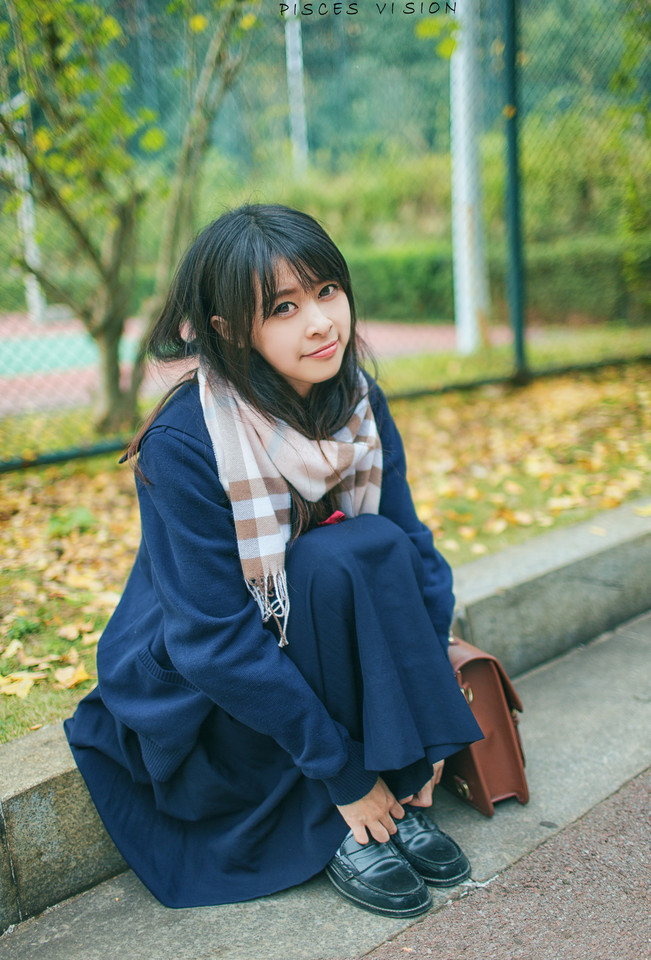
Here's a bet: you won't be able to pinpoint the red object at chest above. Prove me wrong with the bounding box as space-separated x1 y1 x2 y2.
318 510 346 527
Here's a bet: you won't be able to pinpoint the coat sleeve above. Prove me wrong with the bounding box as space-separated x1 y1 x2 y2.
135 424 378 806
370 380 455 652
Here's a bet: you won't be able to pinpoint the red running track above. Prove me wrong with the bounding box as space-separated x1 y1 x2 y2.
0 314 513 418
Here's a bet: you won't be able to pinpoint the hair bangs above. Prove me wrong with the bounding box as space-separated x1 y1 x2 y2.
244 216 352 323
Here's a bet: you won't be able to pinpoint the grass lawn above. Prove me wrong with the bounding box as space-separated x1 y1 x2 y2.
1 353 650 743
2 322 650 466
376 322 651 394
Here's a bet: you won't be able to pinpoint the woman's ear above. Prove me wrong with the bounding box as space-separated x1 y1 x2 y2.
211 314 245 348
211 315 227 338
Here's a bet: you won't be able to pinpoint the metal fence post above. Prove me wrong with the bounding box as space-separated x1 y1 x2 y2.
504 0 528 382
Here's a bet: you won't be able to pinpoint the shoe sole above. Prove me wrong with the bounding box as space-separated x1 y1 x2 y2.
325 866 432 918
419 863 472 887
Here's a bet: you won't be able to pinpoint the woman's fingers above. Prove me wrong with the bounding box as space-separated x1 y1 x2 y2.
351 823 370 844
345 761 448 828
368 821 392 843
336 777 405 844
385 814 399 835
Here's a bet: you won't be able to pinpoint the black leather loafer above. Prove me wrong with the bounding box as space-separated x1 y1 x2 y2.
392 808 471 887
325 831 432 917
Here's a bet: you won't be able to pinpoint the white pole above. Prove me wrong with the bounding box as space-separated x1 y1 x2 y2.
284 10 308 178
450 2 489 355
0 93 46 323
11 146 46 323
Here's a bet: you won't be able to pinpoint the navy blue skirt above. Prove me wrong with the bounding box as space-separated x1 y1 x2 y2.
65 516 481 908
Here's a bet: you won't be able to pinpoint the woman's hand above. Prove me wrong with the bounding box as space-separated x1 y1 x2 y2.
402 760 445 808
336 777 405 844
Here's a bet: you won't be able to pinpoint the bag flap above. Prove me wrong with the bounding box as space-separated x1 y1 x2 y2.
449 635 523 713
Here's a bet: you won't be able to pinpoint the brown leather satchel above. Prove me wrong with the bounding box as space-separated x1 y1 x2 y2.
442 636 529 817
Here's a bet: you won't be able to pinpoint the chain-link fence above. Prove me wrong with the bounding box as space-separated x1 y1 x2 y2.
1 0 649 470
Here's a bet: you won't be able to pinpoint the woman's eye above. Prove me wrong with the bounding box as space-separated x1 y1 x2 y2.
273 301 295 316
319 283 338 299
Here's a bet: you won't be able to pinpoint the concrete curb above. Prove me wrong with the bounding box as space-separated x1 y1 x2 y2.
452 497 651 676
1 497 650 934
0 725 126 932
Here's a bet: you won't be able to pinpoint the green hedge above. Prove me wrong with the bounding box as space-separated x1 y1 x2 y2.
345 243 454 322
345 234 650 324
3 234 648 325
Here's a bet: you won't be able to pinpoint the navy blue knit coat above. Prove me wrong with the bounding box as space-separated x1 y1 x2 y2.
65 375 481 907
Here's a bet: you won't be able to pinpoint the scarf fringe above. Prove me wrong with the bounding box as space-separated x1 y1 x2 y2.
246 572 290 647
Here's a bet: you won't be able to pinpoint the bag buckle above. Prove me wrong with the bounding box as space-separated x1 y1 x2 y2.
453 776 472 801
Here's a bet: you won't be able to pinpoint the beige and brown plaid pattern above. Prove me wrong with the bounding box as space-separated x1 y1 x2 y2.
198 367 382 645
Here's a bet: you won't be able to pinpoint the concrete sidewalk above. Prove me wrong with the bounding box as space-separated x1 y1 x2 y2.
365 768 651 960
2 609 650 960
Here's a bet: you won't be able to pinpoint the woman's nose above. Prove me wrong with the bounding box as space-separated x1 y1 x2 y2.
306 300 333 335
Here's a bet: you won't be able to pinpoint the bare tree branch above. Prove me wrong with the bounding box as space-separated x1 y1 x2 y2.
0 169 35 197
0 111 109 280
15 255 95 330
128 5 247 404
154 2 245 290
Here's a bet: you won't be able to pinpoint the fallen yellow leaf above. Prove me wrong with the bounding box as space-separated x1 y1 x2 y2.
68 662 91 687
458 525 478 540
1 639 23 660
633 504 651 517
54 662 91 688
0 677 34 698
504 480 524 495
441 538 460 551
57 624 80 642
16 651 57 667
65 572 104 592
444 510 474 523
600 495 623 509
16 579 38 597
3 670 48 681
483 517 508 535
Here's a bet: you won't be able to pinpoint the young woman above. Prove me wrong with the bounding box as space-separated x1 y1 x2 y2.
65 204 482 919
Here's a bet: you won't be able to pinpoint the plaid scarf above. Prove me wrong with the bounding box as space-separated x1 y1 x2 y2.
198 367 383 646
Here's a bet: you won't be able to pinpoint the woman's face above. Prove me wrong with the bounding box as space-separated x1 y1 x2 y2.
250 261 351 397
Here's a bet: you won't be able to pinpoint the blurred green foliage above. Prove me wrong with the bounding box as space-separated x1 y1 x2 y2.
1 0 647 314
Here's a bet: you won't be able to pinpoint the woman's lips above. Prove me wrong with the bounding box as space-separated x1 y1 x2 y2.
305 340 338 359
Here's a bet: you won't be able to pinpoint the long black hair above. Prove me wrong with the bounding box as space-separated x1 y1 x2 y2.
127 204 370 531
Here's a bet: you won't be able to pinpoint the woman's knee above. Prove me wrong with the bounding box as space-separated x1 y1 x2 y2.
285 514 422 599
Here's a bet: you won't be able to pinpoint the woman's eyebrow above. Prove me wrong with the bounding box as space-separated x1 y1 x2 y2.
273 284 304 301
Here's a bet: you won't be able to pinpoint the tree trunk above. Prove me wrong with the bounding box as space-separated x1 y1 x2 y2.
95 324 133 433
92 187 144 433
